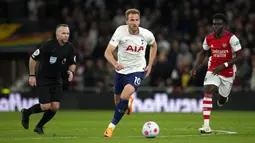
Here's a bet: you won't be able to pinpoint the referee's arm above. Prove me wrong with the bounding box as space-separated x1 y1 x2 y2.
67 45 76 74
29 57 37 76
29 46 42 76
28 43 44 86
67 45 77 81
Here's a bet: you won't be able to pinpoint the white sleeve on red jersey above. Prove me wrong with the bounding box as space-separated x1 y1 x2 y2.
229 35 242 52
109 26 122 47
202 38 210 50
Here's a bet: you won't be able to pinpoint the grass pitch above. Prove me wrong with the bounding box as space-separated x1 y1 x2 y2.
0 111 255 143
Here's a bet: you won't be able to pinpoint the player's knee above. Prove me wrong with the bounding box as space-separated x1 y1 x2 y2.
40 103 51 111
218 95 228 104
204 85 217 94
50 106 59 112
121 94 130 100
121 84 135 100
114 94 120 105
118 98 129 111
50 102 60 112
114 98 120 105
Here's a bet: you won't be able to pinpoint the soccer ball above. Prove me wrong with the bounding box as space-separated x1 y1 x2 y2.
142 121 160 138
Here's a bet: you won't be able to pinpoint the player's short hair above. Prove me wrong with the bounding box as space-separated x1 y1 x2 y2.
125 9 140 20
56 24 69 31
212 13 228 24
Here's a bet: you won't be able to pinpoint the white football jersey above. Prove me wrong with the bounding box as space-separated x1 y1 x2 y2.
109 25 155 74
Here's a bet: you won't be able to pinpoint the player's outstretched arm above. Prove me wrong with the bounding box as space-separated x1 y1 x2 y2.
193 49 208 69
104 44 117 66
225 51 244 67
225 35 244 69
190 49 208 76
148 41 157 67
145 41 157 77
104 44 124 71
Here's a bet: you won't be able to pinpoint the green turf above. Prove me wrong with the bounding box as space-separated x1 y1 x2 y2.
0 111 255 143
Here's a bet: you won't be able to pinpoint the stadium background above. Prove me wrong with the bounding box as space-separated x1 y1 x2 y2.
0 0 254 111
0 0 255 142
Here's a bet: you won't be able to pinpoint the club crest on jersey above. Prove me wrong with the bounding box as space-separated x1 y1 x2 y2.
222 43 227 48
49 56 57 64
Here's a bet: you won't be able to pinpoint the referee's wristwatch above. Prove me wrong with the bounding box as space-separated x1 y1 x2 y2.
224 62 229 68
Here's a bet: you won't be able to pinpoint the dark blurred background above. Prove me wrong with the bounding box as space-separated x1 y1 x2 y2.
0 0 255 93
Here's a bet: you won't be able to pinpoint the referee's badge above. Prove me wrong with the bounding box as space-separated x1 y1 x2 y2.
49 56 57 64
32 49 40 58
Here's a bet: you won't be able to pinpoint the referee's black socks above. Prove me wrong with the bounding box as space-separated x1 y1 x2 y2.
27 104 43 115
36 110 56 128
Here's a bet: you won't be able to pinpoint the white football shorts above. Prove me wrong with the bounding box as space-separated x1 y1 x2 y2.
203 71 236 97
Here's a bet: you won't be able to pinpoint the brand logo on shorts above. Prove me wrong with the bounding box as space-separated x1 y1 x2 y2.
49 56 57 64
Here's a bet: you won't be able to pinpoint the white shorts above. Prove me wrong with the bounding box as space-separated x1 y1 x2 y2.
203 71 235 97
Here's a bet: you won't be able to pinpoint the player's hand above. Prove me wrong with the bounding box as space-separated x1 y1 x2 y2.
67 70 74 81
212 64 225 75
144 65 152 78
190 68 197 77
28 76 36 87
114 63 124 71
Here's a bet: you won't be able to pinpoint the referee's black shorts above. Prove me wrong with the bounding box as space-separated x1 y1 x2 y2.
36 86 63 104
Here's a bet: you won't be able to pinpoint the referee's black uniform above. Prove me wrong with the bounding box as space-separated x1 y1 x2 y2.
21 28 77 134
31 39 76 103
21 24 76 134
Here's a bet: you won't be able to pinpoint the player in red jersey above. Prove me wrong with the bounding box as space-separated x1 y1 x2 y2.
190 13 244 133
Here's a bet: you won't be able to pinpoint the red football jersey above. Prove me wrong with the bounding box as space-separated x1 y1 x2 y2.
203 30 242 77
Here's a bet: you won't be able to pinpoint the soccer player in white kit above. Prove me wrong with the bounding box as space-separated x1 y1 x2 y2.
103 8 157 137
190 13 244 133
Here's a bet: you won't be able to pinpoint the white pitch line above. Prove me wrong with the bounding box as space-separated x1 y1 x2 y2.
1 130 238 141
122 135 202 138
89 132 237 139
212 130 238 134
88 135 198 139
1 136 79 141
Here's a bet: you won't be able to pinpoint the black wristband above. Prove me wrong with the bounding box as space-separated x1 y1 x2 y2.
29 75 35 77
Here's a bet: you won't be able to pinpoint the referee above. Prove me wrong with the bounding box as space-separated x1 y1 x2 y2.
21 24 76 134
